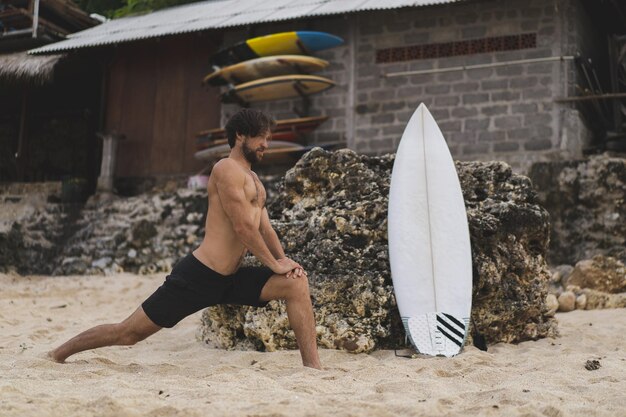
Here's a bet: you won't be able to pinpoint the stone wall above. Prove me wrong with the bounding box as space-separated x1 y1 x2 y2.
217 0 597 173
0 182 67 275
529 154 626 266
0 176 286 276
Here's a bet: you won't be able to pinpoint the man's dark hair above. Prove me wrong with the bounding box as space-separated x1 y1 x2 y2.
225 109 276 148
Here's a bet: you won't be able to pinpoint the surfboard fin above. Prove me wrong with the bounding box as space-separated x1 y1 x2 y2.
470 316 488 351
394 348 419 359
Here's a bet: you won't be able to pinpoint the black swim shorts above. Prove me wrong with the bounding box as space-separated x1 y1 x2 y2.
141 253 274 328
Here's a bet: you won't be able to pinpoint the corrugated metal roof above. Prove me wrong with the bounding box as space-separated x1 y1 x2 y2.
28 0 462 55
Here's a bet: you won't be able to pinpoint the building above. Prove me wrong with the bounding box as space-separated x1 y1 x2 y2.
26 0 626 181
0 0 100 184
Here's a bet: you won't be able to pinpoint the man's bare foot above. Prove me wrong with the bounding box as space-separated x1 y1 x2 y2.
46 350 64 363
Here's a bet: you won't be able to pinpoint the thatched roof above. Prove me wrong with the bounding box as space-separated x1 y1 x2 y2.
0 51 65 85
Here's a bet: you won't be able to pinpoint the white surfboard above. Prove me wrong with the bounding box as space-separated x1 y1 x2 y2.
388 103 472 357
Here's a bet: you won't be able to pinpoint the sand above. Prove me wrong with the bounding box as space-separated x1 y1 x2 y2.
0 272 624 417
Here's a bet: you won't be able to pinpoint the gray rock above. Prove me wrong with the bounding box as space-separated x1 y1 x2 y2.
0 184 214 276
92 257 112 269
558 291 576 312
546 294 559 316
0 204 68 275
53 189 207 275
567 256 626 293
529 155 626 266
580 288 626 309
553 264 574 284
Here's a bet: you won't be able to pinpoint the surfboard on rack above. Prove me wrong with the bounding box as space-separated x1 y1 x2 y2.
194 140 302 161
221 75 334 104
387 103 473 357
195 116 329 149
211 31 344 67
203 55 329 86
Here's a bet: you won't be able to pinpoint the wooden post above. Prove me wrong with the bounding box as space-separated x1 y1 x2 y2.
96 132 124 193
16 88 28 181
32 0 40 38
608 35 622 133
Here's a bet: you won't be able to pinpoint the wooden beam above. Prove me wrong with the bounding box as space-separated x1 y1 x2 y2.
41 0 97 28
554 92 626 103
3 7 70 36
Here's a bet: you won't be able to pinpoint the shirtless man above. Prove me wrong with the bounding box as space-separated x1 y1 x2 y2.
48 109 321 369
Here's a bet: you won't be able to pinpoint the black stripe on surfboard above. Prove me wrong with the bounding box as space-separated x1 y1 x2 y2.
436 326 463 348
442 313 466 330
436 315 465 340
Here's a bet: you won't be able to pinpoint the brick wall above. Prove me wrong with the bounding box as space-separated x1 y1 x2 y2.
217 0 599 173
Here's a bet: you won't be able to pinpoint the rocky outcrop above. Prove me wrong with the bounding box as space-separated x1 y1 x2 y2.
199 148 557 353
532 154 626 312
0 183 69 275
0 176 284 276
548 255 626 311
529 155 626 266
53 189 206 275
0 181 206 275
566 255 626 293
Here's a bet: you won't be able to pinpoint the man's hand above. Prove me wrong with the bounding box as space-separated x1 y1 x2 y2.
274 257 307 279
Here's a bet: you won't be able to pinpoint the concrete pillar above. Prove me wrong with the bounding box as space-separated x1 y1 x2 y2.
96 132 124 193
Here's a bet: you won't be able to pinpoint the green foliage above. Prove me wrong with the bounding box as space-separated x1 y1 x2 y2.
73 0 126 18
73 0 204 19
113 0 200 18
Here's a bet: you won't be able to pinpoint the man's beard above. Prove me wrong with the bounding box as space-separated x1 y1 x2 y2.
242 140 264 164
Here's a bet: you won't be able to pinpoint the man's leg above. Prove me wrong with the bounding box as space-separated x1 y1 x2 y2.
48 306 161 363
259 274 321 369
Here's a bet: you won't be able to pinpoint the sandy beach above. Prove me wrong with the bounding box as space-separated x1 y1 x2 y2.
1 272 624 417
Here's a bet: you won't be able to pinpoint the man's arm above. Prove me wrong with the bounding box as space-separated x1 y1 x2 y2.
259 207 305 278
213 160 299 275
259 208 285 260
